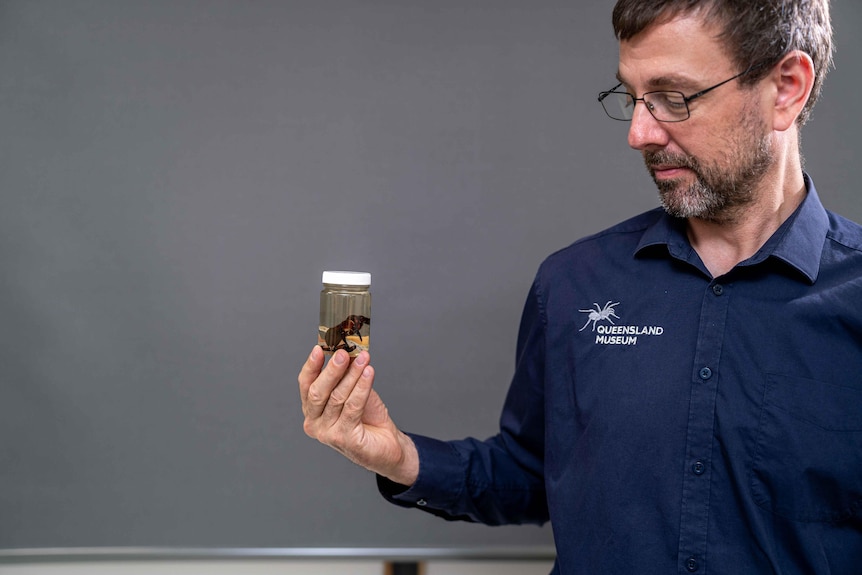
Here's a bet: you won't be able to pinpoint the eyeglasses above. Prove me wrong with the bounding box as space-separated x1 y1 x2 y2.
597 66 757 122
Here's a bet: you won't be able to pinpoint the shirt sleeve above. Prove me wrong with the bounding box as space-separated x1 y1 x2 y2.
377 278 549 526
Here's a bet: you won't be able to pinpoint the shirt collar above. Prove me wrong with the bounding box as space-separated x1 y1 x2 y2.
634 173 829 283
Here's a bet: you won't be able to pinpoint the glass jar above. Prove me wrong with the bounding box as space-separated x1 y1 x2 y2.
318 271 371 357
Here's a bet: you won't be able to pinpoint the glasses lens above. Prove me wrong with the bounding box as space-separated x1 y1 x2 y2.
601 92 635 120
643 91 689 122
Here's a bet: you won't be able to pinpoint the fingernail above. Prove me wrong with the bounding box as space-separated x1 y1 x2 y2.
333 351 346 366
354 352 368 367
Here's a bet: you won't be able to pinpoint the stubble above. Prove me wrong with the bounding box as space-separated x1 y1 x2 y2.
645 106 775 224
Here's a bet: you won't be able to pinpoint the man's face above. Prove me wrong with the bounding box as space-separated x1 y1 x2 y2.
617 13 774 223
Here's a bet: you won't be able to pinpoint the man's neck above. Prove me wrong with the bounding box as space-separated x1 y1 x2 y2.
686 154 807 278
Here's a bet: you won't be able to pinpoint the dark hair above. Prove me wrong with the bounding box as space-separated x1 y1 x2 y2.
611 0 833 125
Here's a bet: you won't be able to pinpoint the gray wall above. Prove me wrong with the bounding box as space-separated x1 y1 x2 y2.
1 0 860 552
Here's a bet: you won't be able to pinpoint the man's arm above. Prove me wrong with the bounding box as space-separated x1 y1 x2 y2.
378 277 550 527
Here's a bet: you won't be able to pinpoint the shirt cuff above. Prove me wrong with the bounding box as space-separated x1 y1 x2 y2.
377 433 465 511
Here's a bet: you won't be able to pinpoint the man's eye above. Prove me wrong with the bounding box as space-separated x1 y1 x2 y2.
655 92 686 108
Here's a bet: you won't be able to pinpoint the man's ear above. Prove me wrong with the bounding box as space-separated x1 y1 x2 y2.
770 50 815 131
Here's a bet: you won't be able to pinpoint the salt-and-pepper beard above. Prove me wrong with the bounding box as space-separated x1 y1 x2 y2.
644 106 775 224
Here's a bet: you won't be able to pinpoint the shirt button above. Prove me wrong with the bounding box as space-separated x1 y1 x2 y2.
712 284 724 296
692 460 706 475
686 557 700 572
416 499 427 507
699 367 713 380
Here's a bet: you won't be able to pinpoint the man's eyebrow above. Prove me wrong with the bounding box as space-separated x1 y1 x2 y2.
614 71 701 92
647 74 701 90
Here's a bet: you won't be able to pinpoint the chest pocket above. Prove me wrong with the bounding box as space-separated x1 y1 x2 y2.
750 374 862 523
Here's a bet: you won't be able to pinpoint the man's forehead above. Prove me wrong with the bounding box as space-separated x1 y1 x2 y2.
615 14 730 90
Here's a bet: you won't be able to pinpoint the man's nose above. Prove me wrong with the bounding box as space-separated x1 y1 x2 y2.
627 101 670 151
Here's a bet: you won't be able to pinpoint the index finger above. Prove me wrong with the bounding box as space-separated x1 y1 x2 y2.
298 345 325 401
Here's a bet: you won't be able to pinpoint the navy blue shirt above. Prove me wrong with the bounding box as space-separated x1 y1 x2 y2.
380 175 862 574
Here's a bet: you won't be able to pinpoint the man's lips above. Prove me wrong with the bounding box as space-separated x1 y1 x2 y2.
650 165 691 179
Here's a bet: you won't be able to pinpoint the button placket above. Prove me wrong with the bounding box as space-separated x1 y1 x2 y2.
677 282 730 575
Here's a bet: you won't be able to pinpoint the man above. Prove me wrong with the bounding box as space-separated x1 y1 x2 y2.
299 0 862 572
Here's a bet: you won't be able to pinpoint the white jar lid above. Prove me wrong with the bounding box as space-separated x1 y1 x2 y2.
322 270 371 286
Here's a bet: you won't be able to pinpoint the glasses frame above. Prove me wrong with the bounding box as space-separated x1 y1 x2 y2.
597 65 758 123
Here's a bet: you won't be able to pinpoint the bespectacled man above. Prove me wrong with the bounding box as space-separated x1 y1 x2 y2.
299 2 861 573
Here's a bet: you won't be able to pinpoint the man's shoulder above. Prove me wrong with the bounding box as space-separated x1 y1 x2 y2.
825 210 862 253
543 208 666 263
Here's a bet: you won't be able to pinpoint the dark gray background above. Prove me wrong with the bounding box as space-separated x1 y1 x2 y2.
1 0 859 551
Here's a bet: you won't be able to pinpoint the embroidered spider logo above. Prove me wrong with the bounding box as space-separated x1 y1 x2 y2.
579 301 620 331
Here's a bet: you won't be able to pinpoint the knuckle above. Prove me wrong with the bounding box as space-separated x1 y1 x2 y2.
306 387 326 406
317 429 345 450
302 420 317 438
343 395 365 413
328 388 348 406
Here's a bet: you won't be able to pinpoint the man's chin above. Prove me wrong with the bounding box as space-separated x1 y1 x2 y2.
654 177 689 201
659 197 696 219
659 192 738 223
658 186 710 220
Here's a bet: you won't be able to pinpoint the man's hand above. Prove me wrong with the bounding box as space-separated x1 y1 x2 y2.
298 346 419 486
